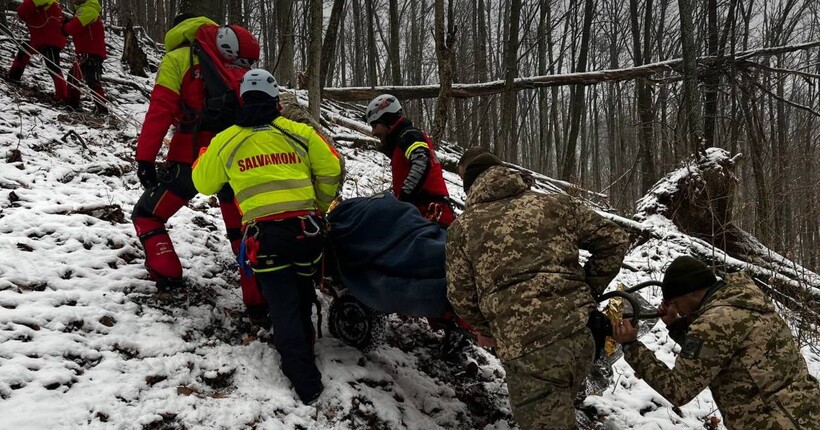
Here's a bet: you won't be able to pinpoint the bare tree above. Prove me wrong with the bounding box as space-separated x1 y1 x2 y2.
560 0 594 181
228 0 244 25
432 0 455 143
178 0 222 21
321 0 346 86
677 0 702 153
629 0 657 191
388 0 402 85
498 0 521 162
276 0 296 87
307 0 322 118
365 0 377 87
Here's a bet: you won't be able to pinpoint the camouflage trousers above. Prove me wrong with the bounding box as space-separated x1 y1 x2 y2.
505 329 594 430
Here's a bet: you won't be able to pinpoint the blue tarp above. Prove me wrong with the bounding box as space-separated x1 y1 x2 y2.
326 193 449 317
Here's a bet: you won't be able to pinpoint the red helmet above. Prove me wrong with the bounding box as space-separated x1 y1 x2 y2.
216 25 260 68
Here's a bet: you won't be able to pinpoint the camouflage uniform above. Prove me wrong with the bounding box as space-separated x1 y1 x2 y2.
446 166 629 430
625 272 820 430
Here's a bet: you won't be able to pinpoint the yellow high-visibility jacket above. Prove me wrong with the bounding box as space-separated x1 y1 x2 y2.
192 116 342 224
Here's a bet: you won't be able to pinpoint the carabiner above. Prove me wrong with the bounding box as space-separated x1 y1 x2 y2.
302 215 322 237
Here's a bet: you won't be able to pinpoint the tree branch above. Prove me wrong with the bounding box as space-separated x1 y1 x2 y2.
323 40 820 101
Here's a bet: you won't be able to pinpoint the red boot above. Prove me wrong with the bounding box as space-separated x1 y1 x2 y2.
142 232 183 281
135 217 183 281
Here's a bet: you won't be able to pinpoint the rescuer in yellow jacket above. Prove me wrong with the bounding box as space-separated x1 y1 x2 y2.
192 69 341 404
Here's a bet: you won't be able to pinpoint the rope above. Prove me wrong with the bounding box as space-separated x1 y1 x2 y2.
0 19 143 131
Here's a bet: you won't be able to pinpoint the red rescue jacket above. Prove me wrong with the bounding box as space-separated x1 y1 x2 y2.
17 0 66 51
382 118 450 202
136 17 247 164
63 0 106 58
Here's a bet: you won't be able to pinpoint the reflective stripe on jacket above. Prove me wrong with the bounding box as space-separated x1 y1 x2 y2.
191 116 341 223
382 119 450 202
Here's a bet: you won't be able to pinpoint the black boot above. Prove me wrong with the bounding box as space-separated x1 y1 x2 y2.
246 304 270 329
5 68 23 83
441 324 473 361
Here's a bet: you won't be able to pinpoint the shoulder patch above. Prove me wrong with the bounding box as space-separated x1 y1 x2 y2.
680 335 703 359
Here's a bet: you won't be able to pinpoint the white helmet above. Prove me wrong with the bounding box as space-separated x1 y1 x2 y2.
240 69 280 98
217 27 240 60
365 94 402 125
216 26 260 68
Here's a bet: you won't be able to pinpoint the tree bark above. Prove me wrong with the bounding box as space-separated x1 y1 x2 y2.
351 0 364 86
677 0 702 155
537 0 551 172
739 79 771 244
388 0 402 85
307 0 322 119
703 0 719 148
560 0 594 181
178 0 222 22
276 0 295 87
227 0 243 25
365 0 378 87
474 0 489 148
321 0 346 87
260 0 274 70
499 0 521 162
630 0 656 192
431 0 455 144
122 19 149 78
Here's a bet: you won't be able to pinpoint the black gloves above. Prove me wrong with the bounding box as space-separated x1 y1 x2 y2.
137 161 158 190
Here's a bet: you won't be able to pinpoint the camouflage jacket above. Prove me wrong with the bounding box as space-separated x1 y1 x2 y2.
446 166 629 361
625 272 820 429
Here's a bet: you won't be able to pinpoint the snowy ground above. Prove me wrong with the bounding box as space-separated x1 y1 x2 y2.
1 22 818 430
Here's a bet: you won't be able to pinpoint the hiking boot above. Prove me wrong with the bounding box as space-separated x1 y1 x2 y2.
246 304 270 328
5 68 22 84
141 231 183 281
441 326 473 361
302 383 324 406
154 277 186 301
64 99 82 112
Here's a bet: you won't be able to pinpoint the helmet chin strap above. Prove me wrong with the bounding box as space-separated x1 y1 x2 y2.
387 115 405 134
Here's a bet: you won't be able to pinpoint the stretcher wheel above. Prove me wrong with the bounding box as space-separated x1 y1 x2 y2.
328 292 385 351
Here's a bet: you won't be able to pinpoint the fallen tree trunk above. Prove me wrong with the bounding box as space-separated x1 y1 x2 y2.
323 41 820 101
629 148 819 290
598 147 820 338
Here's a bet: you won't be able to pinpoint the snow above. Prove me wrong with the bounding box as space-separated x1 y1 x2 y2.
1 21 818 430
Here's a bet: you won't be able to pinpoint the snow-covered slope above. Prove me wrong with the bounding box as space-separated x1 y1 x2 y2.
1 21 817 430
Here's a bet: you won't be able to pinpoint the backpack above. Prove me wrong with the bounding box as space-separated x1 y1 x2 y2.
184 25 248 134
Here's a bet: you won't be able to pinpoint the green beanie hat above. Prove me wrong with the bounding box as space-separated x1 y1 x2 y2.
462 152 504 192
661 256 717 300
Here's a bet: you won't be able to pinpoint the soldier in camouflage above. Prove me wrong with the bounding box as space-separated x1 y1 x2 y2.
613 256 820 430
446 149 630 430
